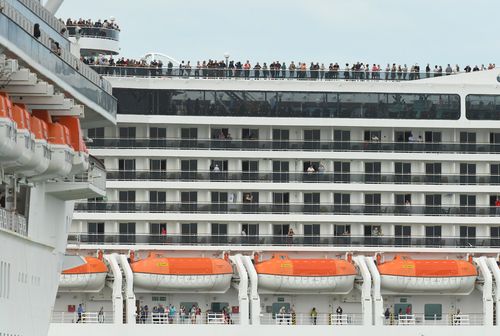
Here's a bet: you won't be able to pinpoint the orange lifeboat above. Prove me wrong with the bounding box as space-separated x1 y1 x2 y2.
131 253 233 293
31 110 74 180
0 93 18 161
14 116 51 176
59 256 108 292
2 104 35 169
55 116 89 174
377 255 478 294
255 254 357 293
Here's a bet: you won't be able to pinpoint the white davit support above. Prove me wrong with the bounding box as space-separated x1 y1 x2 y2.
486 257 500 325
242 255 261 325
229 254 249 325
473 257 494 326
118 254 136 325
104 254 123 325
353 256 372 326
365 256 384 326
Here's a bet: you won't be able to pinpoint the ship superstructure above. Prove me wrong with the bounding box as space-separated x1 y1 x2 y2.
45 43 500 336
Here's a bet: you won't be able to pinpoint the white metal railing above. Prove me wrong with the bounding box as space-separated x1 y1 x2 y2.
145 312 239 325
16 0 67 37
0 208 27 236
261 313 362 325
51 311 113 323
383 313 483 326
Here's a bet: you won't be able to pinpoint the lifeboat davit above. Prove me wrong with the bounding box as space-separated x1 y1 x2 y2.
56 116 89 174
2 104 35 169
0 93 18 161
378 255 478 294
255 254 357 293
31 110 74 181
131 253 233 293
59 256 108 292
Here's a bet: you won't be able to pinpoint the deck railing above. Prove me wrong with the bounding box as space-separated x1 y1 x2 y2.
0 208 27 236
51 311 113 324
88 138 500 154
66 233 500 248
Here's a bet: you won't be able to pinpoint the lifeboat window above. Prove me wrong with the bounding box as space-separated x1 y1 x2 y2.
211 302 229 313
181 301 198 311
424 304 442 320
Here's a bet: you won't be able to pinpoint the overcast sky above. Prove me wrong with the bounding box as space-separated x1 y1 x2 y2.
57 0 499 66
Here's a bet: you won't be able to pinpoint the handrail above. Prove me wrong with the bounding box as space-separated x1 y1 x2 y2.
105 170 500 186
88 138 500 154
88 63 491 82
74 201 500 217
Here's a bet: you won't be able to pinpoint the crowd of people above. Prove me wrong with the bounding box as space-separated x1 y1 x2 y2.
64 18 120 31
137 303 233 324
84 54 496 81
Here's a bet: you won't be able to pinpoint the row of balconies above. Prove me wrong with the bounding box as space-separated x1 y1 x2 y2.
105 170 500 185
75 202 500 217
67 232 499 248
89 138 500 153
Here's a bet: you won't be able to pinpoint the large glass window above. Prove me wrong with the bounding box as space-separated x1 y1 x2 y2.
466 95 500 120
114 89 460 120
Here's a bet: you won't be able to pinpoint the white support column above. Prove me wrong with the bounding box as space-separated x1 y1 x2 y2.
353 256 373 326
118 254 136 324
486 258 500 326
366 256 384 326
474 257 493 326
104 254 123 324
229 255 249 325
242 255 261 325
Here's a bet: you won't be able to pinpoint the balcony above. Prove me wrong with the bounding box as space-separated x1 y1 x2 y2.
67 233 500 248
74 201 500 217
46 157 106 200
106 170 498 185
67 26 119 41
88 138 500 154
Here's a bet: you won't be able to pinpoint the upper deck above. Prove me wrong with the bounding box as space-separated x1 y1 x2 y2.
0 0 117 125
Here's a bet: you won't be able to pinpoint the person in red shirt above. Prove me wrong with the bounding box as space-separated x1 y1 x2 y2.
495 198 500 215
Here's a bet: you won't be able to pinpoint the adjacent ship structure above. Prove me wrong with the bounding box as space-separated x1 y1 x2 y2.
0 0 116 335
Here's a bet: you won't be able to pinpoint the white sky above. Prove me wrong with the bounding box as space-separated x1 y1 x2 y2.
57 0 499 67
